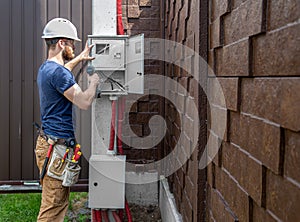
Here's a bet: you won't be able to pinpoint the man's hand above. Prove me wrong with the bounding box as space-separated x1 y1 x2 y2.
64 73 100 110
88 73 100 87
78 42 95 62
65 41 95 72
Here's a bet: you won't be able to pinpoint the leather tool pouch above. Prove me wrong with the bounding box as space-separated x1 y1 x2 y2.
47 144 81 187
62 161 81 187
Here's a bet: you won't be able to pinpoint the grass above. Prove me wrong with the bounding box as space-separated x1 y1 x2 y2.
0 193 41 222
0 192 89 222
64 192 90 222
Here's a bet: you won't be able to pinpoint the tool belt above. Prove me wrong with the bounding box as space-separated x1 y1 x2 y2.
47 143 81 187
36 125 81 187
39 129 75 147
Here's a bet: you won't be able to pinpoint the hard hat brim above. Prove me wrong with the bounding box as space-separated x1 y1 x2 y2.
41 35 81 42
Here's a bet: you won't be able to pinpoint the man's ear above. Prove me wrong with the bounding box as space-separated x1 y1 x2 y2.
57 39 65 49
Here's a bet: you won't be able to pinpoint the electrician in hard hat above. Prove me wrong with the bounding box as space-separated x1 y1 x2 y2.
35 18 99 221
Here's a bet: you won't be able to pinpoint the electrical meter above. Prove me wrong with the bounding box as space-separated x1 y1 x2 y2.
88 34 144 96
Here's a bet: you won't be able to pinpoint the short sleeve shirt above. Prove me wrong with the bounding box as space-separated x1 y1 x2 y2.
37 60 76 138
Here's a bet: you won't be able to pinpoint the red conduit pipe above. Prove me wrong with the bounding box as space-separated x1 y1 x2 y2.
92 209 97 222
92 209 102 222
117 97 125 155
116 98 130 222
112 211 122 222
117 0 124 35
97 210 102 222
102 210 110 222
118 209 124 221
125 199 133 222
117 98 125 220
108 100 117 151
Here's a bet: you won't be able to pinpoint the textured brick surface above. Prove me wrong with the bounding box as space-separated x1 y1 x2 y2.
253 24 300 76
128 5 141 18
210 17 221 49
122 0 162 164
230 112 281 174
208 105 228 141
268 0 300 31
208 49 214 73
215 166 249 222
163 0 206 221
182 190 193 222
206 186 212 221
207 163 215 188
186 1 199 38
211 0 229 22
177 21 185 43
252 201 277 222
128 0 138 5
232 0 248 10
185 172 197 209
241 78 300 132
207 130 221 166
215 39 249 76
139 0 152 7
284 130 300 182
266 170 300 221
223 0 264 45
210 188 238 222
180 1 189 21
222 142 263 205
208 77 239 111
127 18 160 31
207 0 300 220
139 6 159 18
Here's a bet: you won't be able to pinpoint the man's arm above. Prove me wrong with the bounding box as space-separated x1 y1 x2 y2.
65 42 95 72
64 73 99 110
64 56 82 72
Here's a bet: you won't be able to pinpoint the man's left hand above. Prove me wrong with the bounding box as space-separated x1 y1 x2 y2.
79 41 95 62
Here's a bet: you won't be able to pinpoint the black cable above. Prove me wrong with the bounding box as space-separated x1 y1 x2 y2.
98 71 126 91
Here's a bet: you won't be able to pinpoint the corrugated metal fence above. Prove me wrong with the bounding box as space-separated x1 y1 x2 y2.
0 0 92 182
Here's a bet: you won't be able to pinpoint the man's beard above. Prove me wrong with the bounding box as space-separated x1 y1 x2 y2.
62 46 75 61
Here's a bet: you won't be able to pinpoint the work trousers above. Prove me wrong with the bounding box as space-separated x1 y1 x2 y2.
35 135 70 222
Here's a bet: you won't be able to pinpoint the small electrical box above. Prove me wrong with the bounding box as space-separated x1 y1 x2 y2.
89 155 126 209
88 34 144 96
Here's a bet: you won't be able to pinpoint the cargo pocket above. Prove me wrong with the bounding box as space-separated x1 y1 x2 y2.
47 177 69 206
48 155 67 177
62 162 81 187
47 144 67 181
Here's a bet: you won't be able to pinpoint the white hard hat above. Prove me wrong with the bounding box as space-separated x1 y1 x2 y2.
41 18 81 41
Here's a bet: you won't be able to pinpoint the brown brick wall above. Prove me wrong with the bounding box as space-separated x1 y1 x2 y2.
125 0 300 221
208 1 300 222
121 0 163 164
163 0 207 221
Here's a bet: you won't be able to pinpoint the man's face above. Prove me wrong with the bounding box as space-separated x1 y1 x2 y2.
62 39 75 61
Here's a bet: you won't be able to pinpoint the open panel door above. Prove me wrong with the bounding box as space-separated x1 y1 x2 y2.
126 34 144 94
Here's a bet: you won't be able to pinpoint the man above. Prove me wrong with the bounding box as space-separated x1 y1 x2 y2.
35 18 99 221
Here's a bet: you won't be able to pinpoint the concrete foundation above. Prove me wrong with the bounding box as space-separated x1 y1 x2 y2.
125 171 158 206
159 176 183 222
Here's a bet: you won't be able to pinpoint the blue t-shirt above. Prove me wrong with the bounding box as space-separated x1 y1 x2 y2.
37 60 76 139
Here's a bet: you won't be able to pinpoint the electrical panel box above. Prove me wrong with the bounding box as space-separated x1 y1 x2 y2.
89 155 126 209
88 34 144 96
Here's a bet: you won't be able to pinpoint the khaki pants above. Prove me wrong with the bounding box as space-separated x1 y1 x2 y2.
35 135 70 222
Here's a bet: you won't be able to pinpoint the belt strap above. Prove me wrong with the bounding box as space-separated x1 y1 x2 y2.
34 123 76 148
